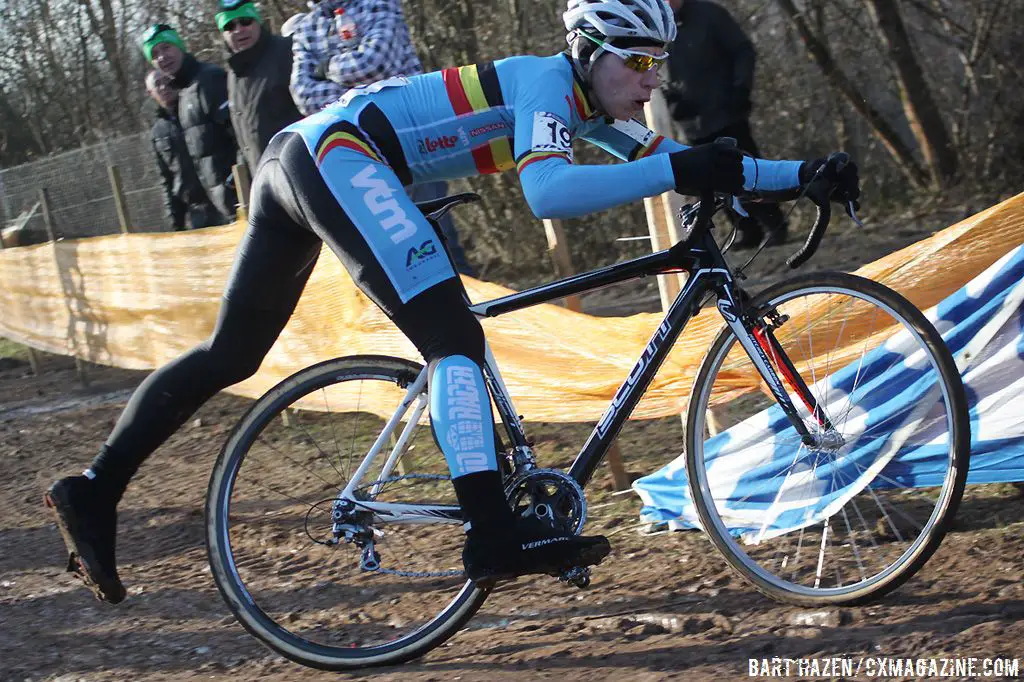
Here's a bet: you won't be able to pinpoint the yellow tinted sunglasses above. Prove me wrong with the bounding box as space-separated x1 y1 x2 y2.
580 33 668 73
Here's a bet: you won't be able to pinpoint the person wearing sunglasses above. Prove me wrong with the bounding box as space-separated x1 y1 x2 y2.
139 23 238 226
47 0 858 604
216 0 303 176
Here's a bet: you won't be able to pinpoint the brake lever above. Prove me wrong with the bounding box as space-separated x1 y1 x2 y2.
846 201 864 228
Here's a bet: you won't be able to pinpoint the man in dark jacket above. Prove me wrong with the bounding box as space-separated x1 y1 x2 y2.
664 0 786 248
145 71 221 230
141 24 238 224
217 0 303 176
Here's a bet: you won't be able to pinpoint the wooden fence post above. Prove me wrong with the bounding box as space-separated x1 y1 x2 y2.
643 93 711 447
643 93 729 438
107 165 132 233
39 188 88 387
541 218 631 492
541 219 583 312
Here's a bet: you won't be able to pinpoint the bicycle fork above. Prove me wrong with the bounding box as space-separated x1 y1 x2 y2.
716 294 838 447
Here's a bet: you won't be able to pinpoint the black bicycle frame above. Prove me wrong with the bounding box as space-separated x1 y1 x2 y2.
469 220 752 488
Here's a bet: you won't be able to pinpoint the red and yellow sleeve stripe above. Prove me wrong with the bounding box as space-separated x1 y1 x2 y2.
442 62 515 174
515 150 571 174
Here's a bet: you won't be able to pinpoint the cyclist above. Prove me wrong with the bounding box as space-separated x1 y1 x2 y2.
46 0 859 604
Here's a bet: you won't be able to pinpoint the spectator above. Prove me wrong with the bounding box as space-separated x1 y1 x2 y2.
280 12 306 38
217 0 303 176
288 0 476 276
140 23 238 224
663 0 786 248
145 71 222 230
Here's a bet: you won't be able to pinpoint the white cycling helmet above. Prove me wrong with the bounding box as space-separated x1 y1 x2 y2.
564 0 676 51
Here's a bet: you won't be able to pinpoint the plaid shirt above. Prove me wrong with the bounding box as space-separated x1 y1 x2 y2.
289 0 423 115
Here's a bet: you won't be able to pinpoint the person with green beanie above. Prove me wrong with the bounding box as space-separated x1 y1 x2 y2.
216 0 302 174
139 22 238 224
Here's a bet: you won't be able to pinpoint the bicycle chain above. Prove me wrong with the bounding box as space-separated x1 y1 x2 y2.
352 473 467 579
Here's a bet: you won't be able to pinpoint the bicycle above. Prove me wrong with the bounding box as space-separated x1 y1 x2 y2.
205 154 970 670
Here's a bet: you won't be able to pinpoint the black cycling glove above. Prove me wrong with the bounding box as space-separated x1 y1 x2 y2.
800 157 861 207
669 141 745 196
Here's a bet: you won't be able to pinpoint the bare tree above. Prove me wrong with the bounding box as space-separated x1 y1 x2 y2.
773 0 930 187
862 0 956 187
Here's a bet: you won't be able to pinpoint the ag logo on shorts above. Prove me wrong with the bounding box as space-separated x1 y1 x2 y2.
405 239 438 268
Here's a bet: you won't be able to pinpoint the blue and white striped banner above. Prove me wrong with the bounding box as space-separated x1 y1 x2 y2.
634 244 1024 540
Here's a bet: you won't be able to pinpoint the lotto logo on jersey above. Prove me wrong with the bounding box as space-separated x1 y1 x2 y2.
418 134 459 154
350 165 418 244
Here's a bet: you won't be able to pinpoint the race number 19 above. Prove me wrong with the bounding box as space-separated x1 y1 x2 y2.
531 112 572 159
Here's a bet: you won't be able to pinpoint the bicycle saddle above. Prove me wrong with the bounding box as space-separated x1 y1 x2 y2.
414 192 481 223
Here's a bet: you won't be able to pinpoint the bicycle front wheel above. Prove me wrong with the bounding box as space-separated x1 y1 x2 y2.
685 272 969 605
206 355 488 670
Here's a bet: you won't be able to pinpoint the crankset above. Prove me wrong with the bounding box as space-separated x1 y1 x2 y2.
504 468 587 535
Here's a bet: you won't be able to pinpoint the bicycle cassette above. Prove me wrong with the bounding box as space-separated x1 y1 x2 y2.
504 468 587 535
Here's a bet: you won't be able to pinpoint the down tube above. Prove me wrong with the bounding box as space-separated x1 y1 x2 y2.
567 272 718 486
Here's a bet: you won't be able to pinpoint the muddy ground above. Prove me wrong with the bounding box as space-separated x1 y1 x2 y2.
2 202 1023 681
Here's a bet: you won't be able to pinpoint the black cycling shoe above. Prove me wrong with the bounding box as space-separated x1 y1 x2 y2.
44 476 126 604
462 514 611 583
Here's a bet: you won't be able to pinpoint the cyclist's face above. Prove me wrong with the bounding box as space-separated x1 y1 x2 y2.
591 45 665 121
150 42 184 76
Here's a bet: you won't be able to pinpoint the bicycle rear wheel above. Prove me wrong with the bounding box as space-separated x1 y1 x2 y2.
206 355 488 670
685 272 969 605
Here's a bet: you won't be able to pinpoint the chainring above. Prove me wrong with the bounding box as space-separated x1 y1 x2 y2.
504 468 587 535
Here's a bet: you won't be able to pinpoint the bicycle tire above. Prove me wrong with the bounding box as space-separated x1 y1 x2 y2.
206 355 490 670
684 272 970 606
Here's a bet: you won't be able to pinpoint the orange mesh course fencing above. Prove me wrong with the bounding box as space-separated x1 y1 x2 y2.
1 192 1022 422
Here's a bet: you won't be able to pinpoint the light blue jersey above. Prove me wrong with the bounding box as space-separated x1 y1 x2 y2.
278 53 801 300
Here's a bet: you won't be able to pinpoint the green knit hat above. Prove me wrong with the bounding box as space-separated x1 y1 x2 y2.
140 24 187 61
216 0 263 31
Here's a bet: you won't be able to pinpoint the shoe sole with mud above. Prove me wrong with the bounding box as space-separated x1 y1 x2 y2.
44 486 127 604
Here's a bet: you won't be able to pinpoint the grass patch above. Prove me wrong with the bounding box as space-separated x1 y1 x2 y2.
0 337 29 360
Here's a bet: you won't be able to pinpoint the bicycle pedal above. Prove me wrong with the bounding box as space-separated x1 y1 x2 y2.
558 566 591 589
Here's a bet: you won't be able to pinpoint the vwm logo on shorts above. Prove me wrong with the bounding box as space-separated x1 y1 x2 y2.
350 165 418 244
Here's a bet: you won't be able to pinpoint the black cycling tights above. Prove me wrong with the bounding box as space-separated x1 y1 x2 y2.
90 132 483 494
